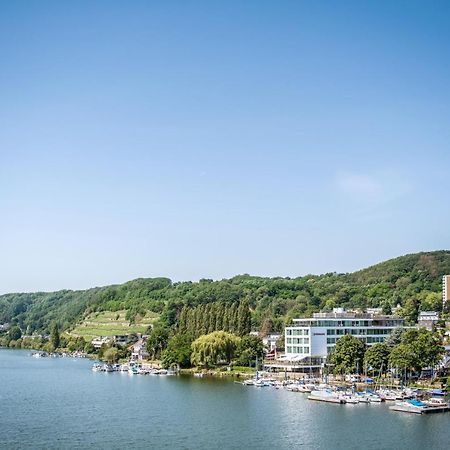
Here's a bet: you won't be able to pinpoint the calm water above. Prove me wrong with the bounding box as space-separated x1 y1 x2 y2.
1 349 449 450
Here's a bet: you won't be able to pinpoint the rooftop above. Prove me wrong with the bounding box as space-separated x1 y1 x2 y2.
309 307 400 320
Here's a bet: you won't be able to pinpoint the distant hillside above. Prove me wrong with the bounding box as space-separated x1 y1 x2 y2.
1 250 449 334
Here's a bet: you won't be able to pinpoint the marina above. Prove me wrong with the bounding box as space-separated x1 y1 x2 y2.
236 372 449 413
2 349 450 450
91 362 176 376
90 358 450 415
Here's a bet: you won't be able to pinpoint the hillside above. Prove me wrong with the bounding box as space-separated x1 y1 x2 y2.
70 310 159 341
1 250 449 335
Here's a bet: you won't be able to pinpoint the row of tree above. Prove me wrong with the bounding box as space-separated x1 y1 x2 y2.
177 300 251 338
329 328 444 378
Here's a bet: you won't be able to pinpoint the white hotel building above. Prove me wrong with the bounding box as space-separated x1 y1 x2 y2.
284 308 404 361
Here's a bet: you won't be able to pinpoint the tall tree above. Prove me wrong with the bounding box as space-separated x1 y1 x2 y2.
329 335 366 374
229 304 238 334
363 342 390 374
237 299 251 336
8 326 22 341
50 322 60 349
146 323 171 359
215 302 224 331
161 333 194 369
235 335 264 366
178 307 188 334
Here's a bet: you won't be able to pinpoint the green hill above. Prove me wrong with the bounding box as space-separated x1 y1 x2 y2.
1 250 449 335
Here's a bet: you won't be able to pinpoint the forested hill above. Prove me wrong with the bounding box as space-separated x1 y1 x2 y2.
1 251 449 335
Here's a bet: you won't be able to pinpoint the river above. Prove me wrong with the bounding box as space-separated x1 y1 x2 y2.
1 349 449 449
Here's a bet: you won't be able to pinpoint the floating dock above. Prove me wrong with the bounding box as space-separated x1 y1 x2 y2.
308 394 345 404
389 404 449 414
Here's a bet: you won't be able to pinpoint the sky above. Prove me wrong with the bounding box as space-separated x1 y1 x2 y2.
1 1 449 294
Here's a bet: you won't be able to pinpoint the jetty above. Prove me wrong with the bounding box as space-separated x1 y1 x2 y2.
389 399 449 415
308 391 345 404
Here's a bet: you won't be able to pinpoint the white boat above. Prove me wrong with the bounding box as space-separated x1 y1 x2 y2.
389 399 427 414
308 390 345 404
340 394 359 404
356 394 370 403
193 372 204 378
424 398 448 407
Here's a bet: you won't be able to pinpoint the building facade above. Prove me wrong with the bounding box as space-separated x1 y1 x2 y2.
418 311 439 331
443 275 450 306
285 309 404 360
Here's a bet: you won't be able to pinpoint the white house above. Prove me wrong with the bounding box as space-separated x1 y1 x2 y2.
418 311 439 331
91 336 112 349
131 337 149 361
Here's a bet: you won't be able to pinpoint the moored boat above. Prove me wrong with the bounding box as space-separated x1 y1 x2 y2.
308 390 345 404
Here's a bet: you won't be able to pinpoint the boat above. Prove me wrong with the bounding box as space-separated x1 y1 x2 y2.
193 372 204 378
378 389 398 401
355 393 370 403
253 379 271 387
308 390 345 404
429 389 446 397
423 397 448 407
340 394 359 404
128 366 139 375
91 364 102 372
389 399 449 414
297 384 313 393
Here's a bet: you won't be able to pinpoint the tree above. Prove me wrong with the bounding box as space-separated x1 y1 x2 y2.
161 333 193 368
215 302 224 331
260 317 274 337
386 328 404 347
50 322 60 349
191 331 239 367
8 326 22 341
400 328 444 372
389 344 415 372
329 335 366 374
84 342 95 354
178 307 188 334
146 323 171 359
103 347 119 363
235 335 264 366
237 300 251 337
228 304 238 334
363 343 390 375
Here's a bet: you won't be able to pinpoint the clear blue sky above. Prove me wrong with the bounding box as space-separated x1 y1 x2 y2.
1 1 449 294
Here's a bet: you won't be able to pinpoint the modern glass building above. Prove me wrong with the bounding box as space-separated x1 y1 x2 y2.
285 309 404 360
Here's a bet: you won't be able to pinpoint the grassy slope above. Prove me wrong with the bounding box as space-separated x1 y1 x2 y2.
70 310 158 340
